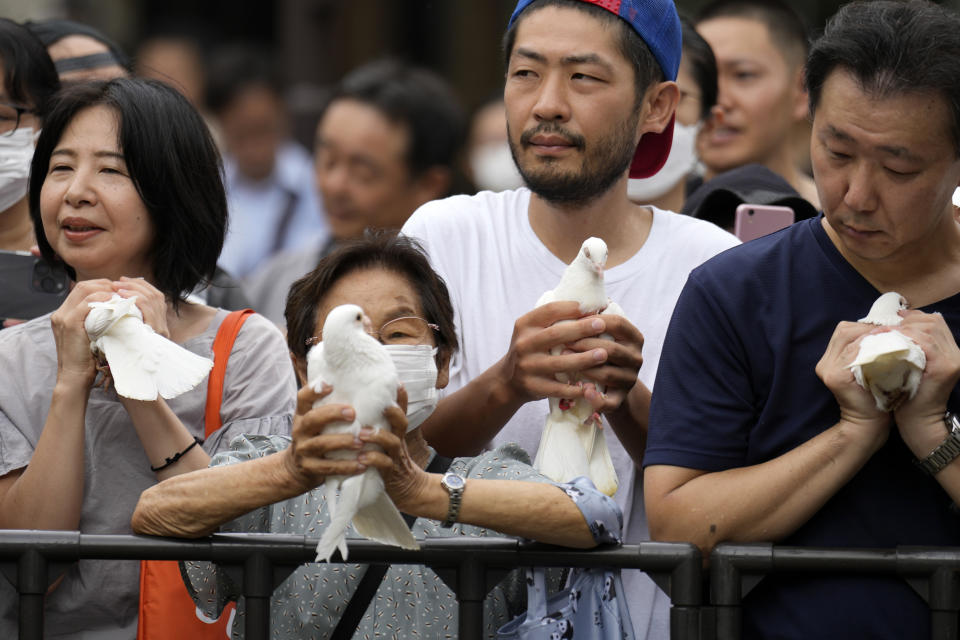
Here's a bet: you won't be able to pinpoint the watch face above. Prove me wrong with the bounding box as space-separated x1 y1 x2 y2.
444 474 465 490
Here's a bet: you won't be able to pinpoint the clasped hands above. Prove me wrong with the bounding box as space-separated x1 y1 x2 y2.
499 300 645 416
281 384 428 510
817 308 960 457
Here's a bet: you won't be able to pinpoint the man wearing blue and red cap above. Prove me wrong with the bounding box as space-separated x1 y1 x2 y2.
402 3 737 635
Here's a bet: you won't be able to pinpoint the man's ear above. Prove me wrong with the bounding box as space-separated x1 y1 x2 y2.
638 80 681 139
791 67 809 122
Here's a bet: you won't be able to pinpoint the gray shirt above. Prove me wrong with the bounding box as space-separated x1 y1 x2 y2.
0 309 297 639
183 436 623 639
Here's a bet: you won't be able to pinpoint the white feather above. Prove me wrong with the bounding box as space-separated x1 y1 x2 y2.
533 238 620 496
84 294 212 401
308 304 419 562
848 292 926 412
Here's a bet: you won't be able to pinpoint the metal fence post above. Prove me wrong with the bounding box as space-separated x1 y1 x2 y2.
17 548 46 640
243 552 273 640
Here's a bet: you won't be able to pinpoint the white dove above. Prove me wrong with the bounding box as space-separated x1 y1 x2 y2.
848 292 926 412
533 237 622 496
84 294 213 401
308 304 419 562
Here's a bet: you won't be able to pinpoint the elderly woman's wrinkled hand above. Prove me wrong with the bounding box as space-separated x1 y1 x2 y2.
359 386 431 512
281 384 379 492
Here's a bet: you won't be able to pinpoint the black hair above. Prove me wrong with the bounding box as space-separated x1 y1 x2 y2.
806 0 960 158
502 0 662 106
24 18 131 73
205 45 281 115
697 0 808 66
0 18 60 118
680 16 717 122
285 230 458 369
320 58 466 177
29 77 227 303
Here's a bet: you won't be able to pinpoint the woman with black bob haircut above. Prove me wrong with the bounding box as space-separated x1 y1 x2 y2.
0 76 295 637
30 77 224 301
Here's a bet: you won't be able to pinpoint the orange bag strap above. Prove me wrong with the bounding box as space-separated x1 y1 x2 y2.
203 309 254 436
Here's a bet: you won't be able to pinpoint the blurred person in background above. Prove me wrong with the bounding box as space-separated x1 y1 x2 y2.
246 58 465 327
206 45 327 280
626 17 716 212
26 18 128 84
0 18 58 255
466 95 524 193
135 34 206 110
695 0 819 208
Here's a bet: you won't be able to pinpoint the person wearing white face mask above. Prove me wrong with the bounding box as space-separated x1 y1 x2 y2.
0 19 59 253
134 231 623 638
627 18 716 211
467 96 525 193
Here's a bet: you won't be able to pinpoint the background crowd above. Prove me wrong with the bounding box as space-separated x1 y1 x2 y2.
2 0 960 639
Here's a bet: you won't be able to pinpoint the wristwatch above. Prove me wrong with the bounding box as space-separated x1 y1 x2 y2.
915 412 960 476
440 472 466 528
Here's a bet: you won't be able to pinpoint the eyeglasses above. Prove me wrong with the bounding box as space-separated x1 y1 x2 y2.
0 102 35 137
306 316 440 347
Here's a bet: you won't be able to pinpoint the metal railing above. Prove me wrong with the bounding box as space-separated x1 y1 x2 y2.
709 543 960 640
0 530 702 640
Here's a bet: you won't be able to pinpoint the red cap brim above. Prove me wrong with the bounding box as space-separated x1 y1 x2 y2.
629 113 675 179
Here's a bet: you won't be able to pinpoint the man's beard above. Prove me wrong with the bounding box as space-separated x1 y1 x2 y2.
508 112 639 207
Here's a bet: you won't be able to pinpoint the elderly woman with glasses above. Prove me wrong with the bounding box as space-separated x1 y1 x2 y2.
133 232 622 638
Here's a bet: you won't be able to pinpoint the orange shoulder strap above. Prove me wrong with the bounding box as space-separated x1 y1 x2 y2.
203 309 254 436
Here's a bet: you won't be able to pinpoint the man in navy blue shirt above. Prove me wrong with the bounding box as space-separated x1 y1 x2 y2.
644 1 960 637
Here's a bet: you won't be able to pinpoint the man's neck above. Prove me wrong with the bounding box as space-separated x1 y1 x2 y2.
527 178 653 266
0 198 35 252
822 213 960 307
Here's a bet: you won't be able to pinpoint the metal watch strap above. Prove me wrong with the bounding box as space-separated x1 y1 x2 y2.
916 412 960 476
440 473 465 528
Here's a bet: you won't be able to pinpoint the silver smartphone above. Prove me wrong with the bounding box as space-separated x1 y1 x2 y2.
0 250 71 320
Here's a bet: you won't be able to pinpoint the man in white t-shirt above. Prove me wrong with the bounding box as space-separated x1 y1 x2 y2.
402 1 738 637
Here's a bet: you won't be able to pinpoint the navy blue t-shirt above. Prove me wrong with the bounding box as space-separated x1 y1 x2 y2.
646 216 960 638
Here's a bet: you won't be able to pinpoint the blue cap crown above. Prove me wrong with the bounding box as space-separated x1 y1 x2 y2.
508 0 682 82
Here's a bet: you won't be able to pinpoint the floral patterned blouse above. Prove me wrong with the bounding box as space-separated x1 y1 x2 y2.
182 435 622 639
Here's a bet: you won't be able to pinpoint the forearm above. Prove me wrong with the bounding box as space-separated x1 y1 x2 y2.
645 419 886 555
0 381 89 529
133 451 307 537
421 358 525 456
605 381 650 466
122 397 211 480
399 477 597 548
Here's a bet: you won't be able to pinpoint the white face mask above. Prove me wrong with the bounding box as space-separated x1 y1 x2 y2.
627 120 700 203
470 140 525 192
0 127 36 213
383 344 439 432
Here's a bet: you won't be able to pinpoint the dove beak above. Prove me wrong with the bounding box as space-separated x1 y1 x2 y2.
361 314 374 335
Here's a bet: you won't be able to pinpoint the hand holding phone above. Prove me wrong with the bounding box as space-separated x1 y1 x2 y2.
734 204 795 242
0 250 71 320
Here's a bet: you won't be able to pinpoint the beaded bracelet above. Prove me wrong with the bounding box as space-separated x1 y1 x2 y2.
150 437 203 472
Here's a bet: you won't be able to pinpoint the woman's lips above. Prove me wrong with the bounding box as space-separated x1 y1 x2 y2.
61 218 104 241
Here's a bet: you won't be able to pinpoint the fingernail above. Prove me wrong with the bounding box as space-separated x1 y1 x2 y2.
593 349 605 361
359 427 374 436
358 453 369 464
341 408 354 419
592 319 604 331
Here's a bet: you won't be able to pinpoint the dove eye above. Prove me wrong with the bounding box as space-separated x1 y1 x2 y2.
356 313 362 320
